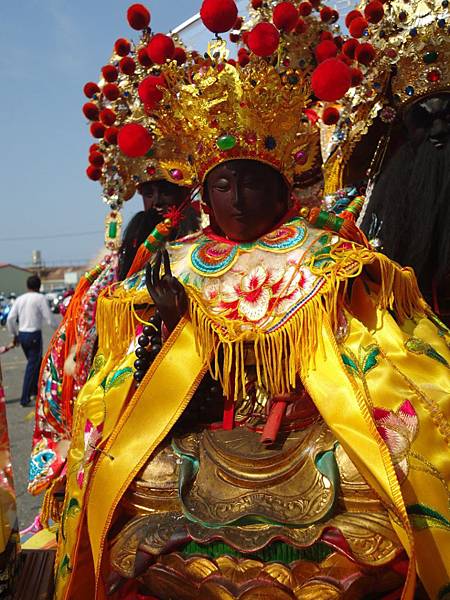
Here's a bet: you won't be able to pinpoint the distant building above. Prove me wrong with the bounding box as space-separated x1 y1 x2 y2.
40 266 86 292
0 263 33 295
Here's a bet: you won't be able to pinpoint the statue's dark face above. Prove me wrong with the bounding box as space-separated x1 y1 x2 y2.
403 93 450 149
138 180 190 214
205 160 289 242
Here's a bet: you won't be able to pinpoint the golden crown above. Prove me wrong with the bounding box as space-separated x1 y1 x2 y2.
153 58 315 185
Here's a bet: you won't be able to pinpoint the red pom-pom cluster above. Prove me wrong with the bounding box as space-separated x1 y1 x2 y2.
147 34 175 64
120 56 136 75
355 42 376 65
118 123 153 157
349 16 368 38
138 75 166 110
298 1 312 16
114 38 131 57
86 165 102 181
174 47 187 65
104 127 119 145
322 106 340 125
320 6 334 22
315 40 338 63
350 67 364 86
251 0 263 8
83 102 99 121
364 1 384 24
102 65 118 82
83 82 100 98
248 22 280 56
127 4 151 30
273 2 299 32
89 151 104 167
137 47 153 67
90 122 106 139
311 58 352 101
342 39 359 59
200 0 238 34
100 108 116 126
345 9 363 27
103 83 120 101
238 47 250 66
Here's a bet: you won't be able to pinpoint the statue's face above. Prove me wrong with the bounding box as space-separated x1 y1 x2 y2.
404 93 450 149
205 160 289 242
138 180 190 214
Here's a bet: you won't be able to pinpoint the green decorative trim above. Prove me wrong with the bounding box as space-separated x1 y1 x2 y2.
181 540 333 564
407 503 450 532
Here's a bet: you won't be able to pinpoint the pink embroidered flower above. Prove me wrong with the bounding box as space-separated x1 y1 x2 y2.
76 419 104 488
373 400 418 483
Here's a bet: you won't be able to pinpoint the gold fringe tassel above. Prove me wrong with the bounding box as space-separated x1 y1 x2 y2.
40 479 63 527
187 247 425 401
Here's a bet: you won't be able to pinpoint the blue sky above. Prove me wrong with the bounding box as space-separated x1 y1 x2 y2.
0 1 206 267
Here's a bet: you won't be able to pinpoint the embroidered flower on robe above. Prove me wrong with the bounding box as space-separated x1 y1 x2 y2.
203 264 316 324
76 419 104 488
372 400 419 483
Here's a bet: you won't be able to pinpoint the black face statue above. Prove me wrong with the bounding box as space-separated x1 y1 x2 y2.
403 93 450 149
138 180 190 214
204 160 290 243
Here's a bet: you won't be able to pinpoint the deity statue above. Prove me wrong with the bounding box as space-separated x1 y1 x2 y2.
50 2 450 600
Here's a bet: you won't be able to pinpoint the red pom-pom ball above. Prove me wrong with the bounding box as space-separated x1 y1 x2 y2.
114 38 131 57
248 22 280 56
90 122 106 138
238 52 250 66
174 47 187 65
89 151 104 167
104 127 119 145
337 53 353 65
364 1 384 24
89 143 100 153
103 83 120 101
83 82 100 98
333 35 344 48
322 106 340 125
118 123 153 157
320 31 334 41
86 165 102 181
100 108 116 126
320 6 334 22
345 9 363 27
295 17 308 33
298 1 312 16
147 34 175 64
120 56 136 75
200 0 238 34
137 47 153 67
350 67 364 86
82 102 99 121
349 17 368 38
355 42 376 65
251 0 263 7
315 40 338 63
127 4 151 30
273 2 299 32
234 16 243 29
138 75 166 109
311 58 352 101
102 65 118 83
342 39 359 58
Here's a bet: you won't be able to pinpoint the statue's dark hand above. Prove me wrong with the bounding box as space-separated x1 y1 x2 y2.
146 249 188 333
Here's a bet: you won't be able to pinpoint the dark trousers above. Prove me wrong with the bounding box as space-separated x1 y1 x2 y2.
18 331 42 406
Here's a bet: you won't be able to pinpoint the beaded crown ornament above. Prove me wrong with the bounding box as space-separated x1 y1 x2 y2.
320 0 450 193
82 6 195 209
135 0 354 186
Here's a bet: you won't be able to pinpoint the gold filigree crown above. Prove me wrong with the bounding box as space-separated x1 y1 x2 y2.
154 59 316 185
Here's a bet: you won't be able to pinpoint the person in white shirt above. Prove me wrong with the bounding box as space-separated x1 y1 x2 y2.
7 275 55 406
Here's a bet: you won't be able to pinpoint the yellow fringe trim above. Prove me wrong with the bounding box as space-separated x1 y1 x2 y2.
93 245 425 403
323 153 345 196
187 246 425 400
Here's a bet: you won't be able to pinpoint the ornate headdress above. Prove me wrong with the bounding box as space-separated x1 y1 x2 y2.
320 0 450 194
124 0 355 186
83 4 195 209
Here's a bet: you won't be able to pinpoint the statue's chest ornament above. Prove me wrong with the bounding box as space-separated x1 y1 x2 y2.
190 221 308 277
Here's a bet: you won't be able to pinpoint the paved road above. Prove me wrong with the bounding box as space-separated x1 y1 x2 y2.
0 322 59 531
